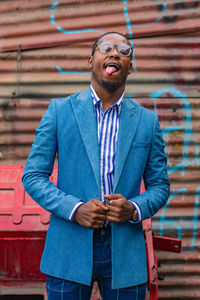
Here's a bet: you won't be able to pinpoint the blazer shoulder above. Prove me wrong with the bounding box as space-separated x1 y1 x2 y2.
126 98 156 118
50 92 81 107
50 88 91 108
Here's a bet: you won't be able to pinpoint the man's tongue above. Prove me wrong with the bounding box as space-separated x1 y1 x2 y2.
106 66 117 75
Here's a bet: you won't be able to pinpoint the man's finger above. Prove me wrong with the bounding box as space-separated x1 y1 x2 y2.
94 201 108 211
107 215 121 223
93 213 107 221
107 210 120 218
107 203 120 212
104 194 122 200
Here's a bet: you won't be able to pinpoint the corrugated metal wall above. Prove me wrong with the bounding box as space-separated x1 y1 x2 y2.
0 1 200 299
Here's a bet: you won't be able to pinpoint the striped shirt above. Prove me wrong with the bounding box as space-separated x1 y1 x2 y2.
91 85 122 202
69 87 141 222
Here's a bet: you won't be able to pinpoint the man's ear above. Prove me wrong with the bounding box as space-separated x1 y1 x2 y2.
128 60 133 75
88 56 93 70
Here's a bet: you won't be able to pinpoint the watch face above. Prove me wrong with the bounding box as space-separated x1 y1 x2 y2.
132 210 138 221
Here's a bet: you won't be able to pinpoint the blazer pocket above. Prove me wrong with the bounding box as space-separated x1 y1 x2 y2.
131 141 150 148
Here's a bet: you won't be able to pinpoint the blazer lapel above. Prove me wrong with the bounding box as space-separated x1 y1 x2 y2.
113 99 141 192
70 89 100 192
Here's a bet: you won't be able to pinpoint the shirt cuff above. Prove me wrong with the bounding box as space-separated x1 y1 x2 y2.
128 200 142 224
69 201 84 221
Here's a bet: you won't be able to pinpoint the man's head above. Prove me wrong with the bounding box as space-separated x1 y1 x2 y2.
88 32 133 92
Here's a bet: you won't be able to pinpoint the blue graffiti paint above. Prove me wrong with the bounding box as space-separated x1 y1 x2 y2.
50 2 103 34
123 0 167 28
151 87 200 249
50 1 103 75
123 0 133 38
123 0 167 73
150 88 194 176
133 3 167 28
123 0 137 73
56 66 91 75
150 88 187 99
159 188 187 239
194 133 200 166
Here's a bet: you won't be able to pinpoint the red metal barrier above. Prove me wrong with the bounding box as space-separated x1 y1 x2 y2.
143 218 180 300
0 166 53 298
0 166 181 299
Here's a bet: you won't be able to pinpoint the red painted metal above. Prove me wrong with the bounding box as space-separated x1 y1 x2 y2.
0 166 57 231
0 166 181 299
143 218 158 300
143 218 181 300
0 231 46 281
153 235 182 253
0 166 52 297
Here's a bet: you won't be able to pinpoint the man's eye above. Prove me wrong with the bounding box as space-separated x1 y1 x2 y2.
120 48 129 55
105 46 112 53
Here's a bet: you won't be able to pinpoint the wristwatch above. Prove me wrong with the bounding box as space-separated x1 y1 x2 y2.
131 209 138 221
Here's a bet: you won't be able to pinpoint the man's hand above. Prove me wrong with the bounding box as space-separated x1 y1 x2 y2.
74 199 108 229
105 194 137 223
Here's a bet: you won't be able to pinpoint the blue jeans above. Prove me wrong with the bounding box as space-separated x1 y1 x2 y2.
46 226 146 299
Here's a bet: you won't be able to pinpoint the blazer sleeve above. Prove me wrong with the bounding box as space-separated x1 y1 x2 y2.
22 99 82 221
129 112 170 220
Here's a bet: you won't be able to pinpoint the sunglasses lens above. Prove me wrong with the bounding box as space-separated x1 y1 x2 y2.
100 43 113 53
118 45 131 56
99 42 131 56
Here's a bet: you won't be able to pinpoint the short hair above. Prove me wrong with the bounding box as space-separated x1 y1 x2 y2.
91 31 132 57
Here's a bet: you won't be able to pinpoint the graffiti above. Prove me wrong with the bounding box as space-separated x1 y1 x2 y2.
123 0 137 72
150 87 200 249
158 186 200 249
50 1 104 75
159 188 187 240
150 88 196 176
50 2 103 35
50 0 168 74
159 0 200 24
50 0 200 76
55 65 90 75
123 0 167 72
124 0 167 28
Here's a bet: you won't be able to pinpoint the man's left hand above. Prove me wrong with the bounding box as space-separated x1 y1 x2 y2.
104 194 136 223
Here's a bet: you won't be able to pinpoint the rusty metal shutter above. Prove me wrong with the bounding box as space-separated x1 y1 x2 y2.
0 1 200 299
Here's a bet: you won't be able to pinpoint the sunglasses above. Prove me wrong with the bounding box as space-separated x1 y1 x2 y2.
96 42 133 57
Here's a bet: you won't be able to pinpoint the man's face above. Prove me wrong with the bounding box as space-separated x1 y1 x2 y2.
89 33 133 91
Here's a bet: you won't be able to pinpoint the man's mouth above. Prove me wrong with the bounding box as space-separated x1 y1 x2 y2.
104 63 120 75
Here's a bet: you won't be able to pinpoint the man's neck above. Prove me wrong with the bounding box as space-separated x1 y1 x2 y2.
91 81 125 111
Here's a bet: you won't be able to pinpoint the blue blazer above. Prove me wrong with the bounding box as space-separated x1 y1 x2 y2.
22 88 170 289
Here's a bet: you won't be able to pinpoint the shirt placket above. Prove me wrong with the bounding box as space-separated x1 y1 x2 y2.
99 107 107 203
100 106 115 204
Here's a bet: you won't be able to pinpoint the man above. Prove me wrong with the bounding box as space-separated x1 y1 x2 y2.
22 32 170 299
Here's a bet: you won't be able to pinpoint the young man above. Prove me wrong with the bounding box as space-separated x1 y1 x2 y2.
23 32 170 299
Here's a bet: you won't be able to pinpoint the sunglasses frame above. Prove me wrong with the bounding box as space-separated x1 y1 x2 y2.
96 42 133 57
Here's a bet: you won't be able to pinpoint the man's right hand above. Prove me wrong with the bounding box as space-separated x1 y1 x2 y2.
74 199 108 229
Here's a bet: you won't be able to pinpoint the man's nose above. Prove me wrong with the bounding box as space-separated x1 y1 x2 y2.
109 46 120 59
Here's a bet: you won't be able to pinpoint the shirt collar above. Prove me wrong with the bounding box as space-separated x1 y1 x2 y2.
90 85 124 109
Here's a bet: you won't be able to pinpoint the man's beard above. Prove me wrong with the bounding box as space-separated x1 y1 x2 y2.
101 80 121 91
